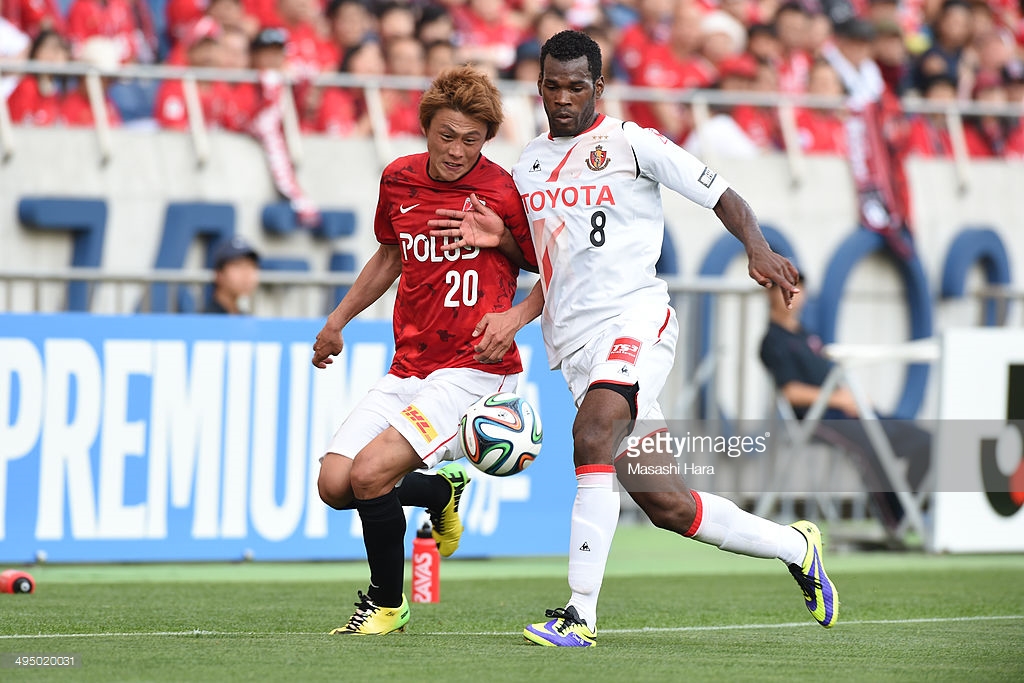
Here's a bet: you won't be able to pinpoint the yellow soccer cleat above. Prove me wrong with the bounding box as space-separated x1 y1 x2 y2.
523 606 597 647
330 591 410 635
788 520 839 628
430 463 470 558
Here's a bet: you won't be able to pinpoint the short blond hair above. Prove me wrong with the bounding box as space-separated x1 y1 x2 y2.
418 65 504 140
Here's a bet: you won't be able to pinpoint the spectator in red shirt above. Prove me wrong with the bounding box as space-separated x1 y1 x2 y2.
772 1 812 94
795 59 849 154
2 0 65 37
208 0 259 39
66 0 141 63
416 4 454 46
531 7 570 45
165 0 206 46
7 28 66 125
684 54 764 158
155 20 232 129
747 22 781 66
328 0 373 63
873 18 910 96
220 23 251 68
62 36 123 126
276 0 336 73
241 0 282 30
1002 58 1024 106
699 9 747 68
377 1 415 44
453 0 523 72
424 39 456 79
617 0 673 81
382 34 425 137
313 39 382 138
963 69 1011 157
222 25 285 131
735 55 782 149
622 1 710 141
906 72 960 156
167 0 258 57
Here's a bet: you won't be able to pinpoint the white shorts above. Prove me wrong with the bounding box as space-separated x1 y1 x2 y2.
559 306 677 453
325 367 518 469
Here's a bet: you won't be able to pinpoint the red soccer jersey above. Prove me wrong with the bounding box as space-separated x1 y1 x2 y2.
164 0 207 45
795 108 847 154
2 0 65 36
1006 125 1024 159
60 87 122 127
302 87 358 136
155 78 233 130
374 152 536 379
7 77 61 125
66 0 139 62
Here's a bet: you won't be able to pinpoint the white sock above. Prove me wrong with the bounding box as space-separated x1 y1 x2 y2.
567 466 619 630
687 490 807 566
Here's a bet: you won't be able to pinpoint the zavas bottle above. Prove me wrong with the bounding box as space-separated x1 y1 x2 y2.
411 522 440 603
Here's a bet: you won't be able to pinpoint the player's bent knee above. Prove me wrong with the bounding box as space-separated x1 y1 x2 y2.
318 453 354 509
633 491 697 536
349 460 394 500
572 424 617 466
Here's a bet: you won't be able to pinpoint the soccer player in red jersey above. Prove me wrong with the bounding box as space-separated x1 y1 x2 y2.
312 65 540 635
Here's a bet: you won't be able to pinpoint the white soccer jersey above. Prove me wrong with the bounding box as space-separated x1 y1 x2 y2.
512 114 729 368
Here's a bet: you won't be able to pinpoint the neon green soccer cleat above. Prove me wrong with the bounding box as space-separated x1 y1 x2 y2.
788 520 839 628
329 591 410 635
430 462 470 558
523 606 597 647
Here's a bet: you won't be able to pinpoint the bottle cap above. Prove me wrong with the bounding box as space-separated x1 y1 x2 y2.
416 522 432 539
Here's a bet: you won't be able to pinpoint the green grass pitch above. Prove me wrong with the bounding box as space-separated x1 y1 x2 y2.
2 525 1022 682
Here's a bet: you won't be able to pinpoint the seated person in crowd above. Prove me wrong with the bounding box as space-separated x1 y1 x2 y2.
206 236 260 314
759 274 931 534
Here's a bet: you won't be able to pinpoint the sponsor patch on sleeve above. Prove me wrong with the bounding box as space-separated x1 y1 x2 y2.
698 166 717 188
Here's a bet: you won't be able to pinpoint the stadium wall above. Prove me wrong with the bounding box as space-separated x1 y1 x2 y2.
2 127 1020 417
1 129 1022 561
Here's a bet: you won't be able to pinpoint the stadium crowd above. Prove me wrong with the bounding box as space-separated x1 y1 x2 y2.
2 0 1023 157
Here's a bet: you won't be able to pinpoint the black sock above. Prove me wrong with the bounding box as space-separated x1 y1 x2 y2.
395 471 451 512
355 489 406 607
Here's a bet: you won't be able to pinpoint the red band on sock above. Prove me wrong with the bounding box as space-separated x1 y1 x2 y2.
683 490 703 537
575 464 616 476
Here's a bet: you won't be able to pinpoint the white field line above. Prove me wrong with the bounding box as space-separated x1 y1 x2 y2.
0 615 1021 640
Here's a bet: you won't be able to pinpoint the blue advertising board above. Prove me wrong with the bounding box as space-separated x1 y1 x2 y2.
0 314 577 563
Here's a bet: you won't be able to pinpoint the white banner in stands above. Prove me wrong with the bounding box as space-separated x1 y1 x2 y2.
931 328 1024 553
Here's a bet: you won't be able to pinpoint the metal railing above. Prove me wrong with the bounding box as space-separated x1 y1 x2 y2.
2 61 1023 183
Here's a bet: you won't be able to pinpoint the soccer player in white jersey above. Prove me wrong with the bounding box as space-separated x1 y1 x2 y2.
432 30 838 647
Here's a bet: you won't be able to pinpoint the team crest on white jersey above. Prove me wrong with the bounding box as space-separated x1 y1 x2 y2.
586 145 610 171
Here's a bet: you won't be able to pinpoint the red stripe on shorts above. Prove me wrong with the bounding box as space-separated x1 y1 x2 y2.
657 307 671 339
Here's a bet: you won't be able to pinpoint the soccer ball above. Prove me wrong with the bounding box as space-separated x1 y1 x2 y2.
459 393 542 477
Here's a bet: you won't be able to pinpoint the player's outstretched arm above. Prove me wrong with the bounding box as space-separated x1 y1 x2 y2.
472 281 544 363
713 188 800 307
312 244 402 368
428 193 535 271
